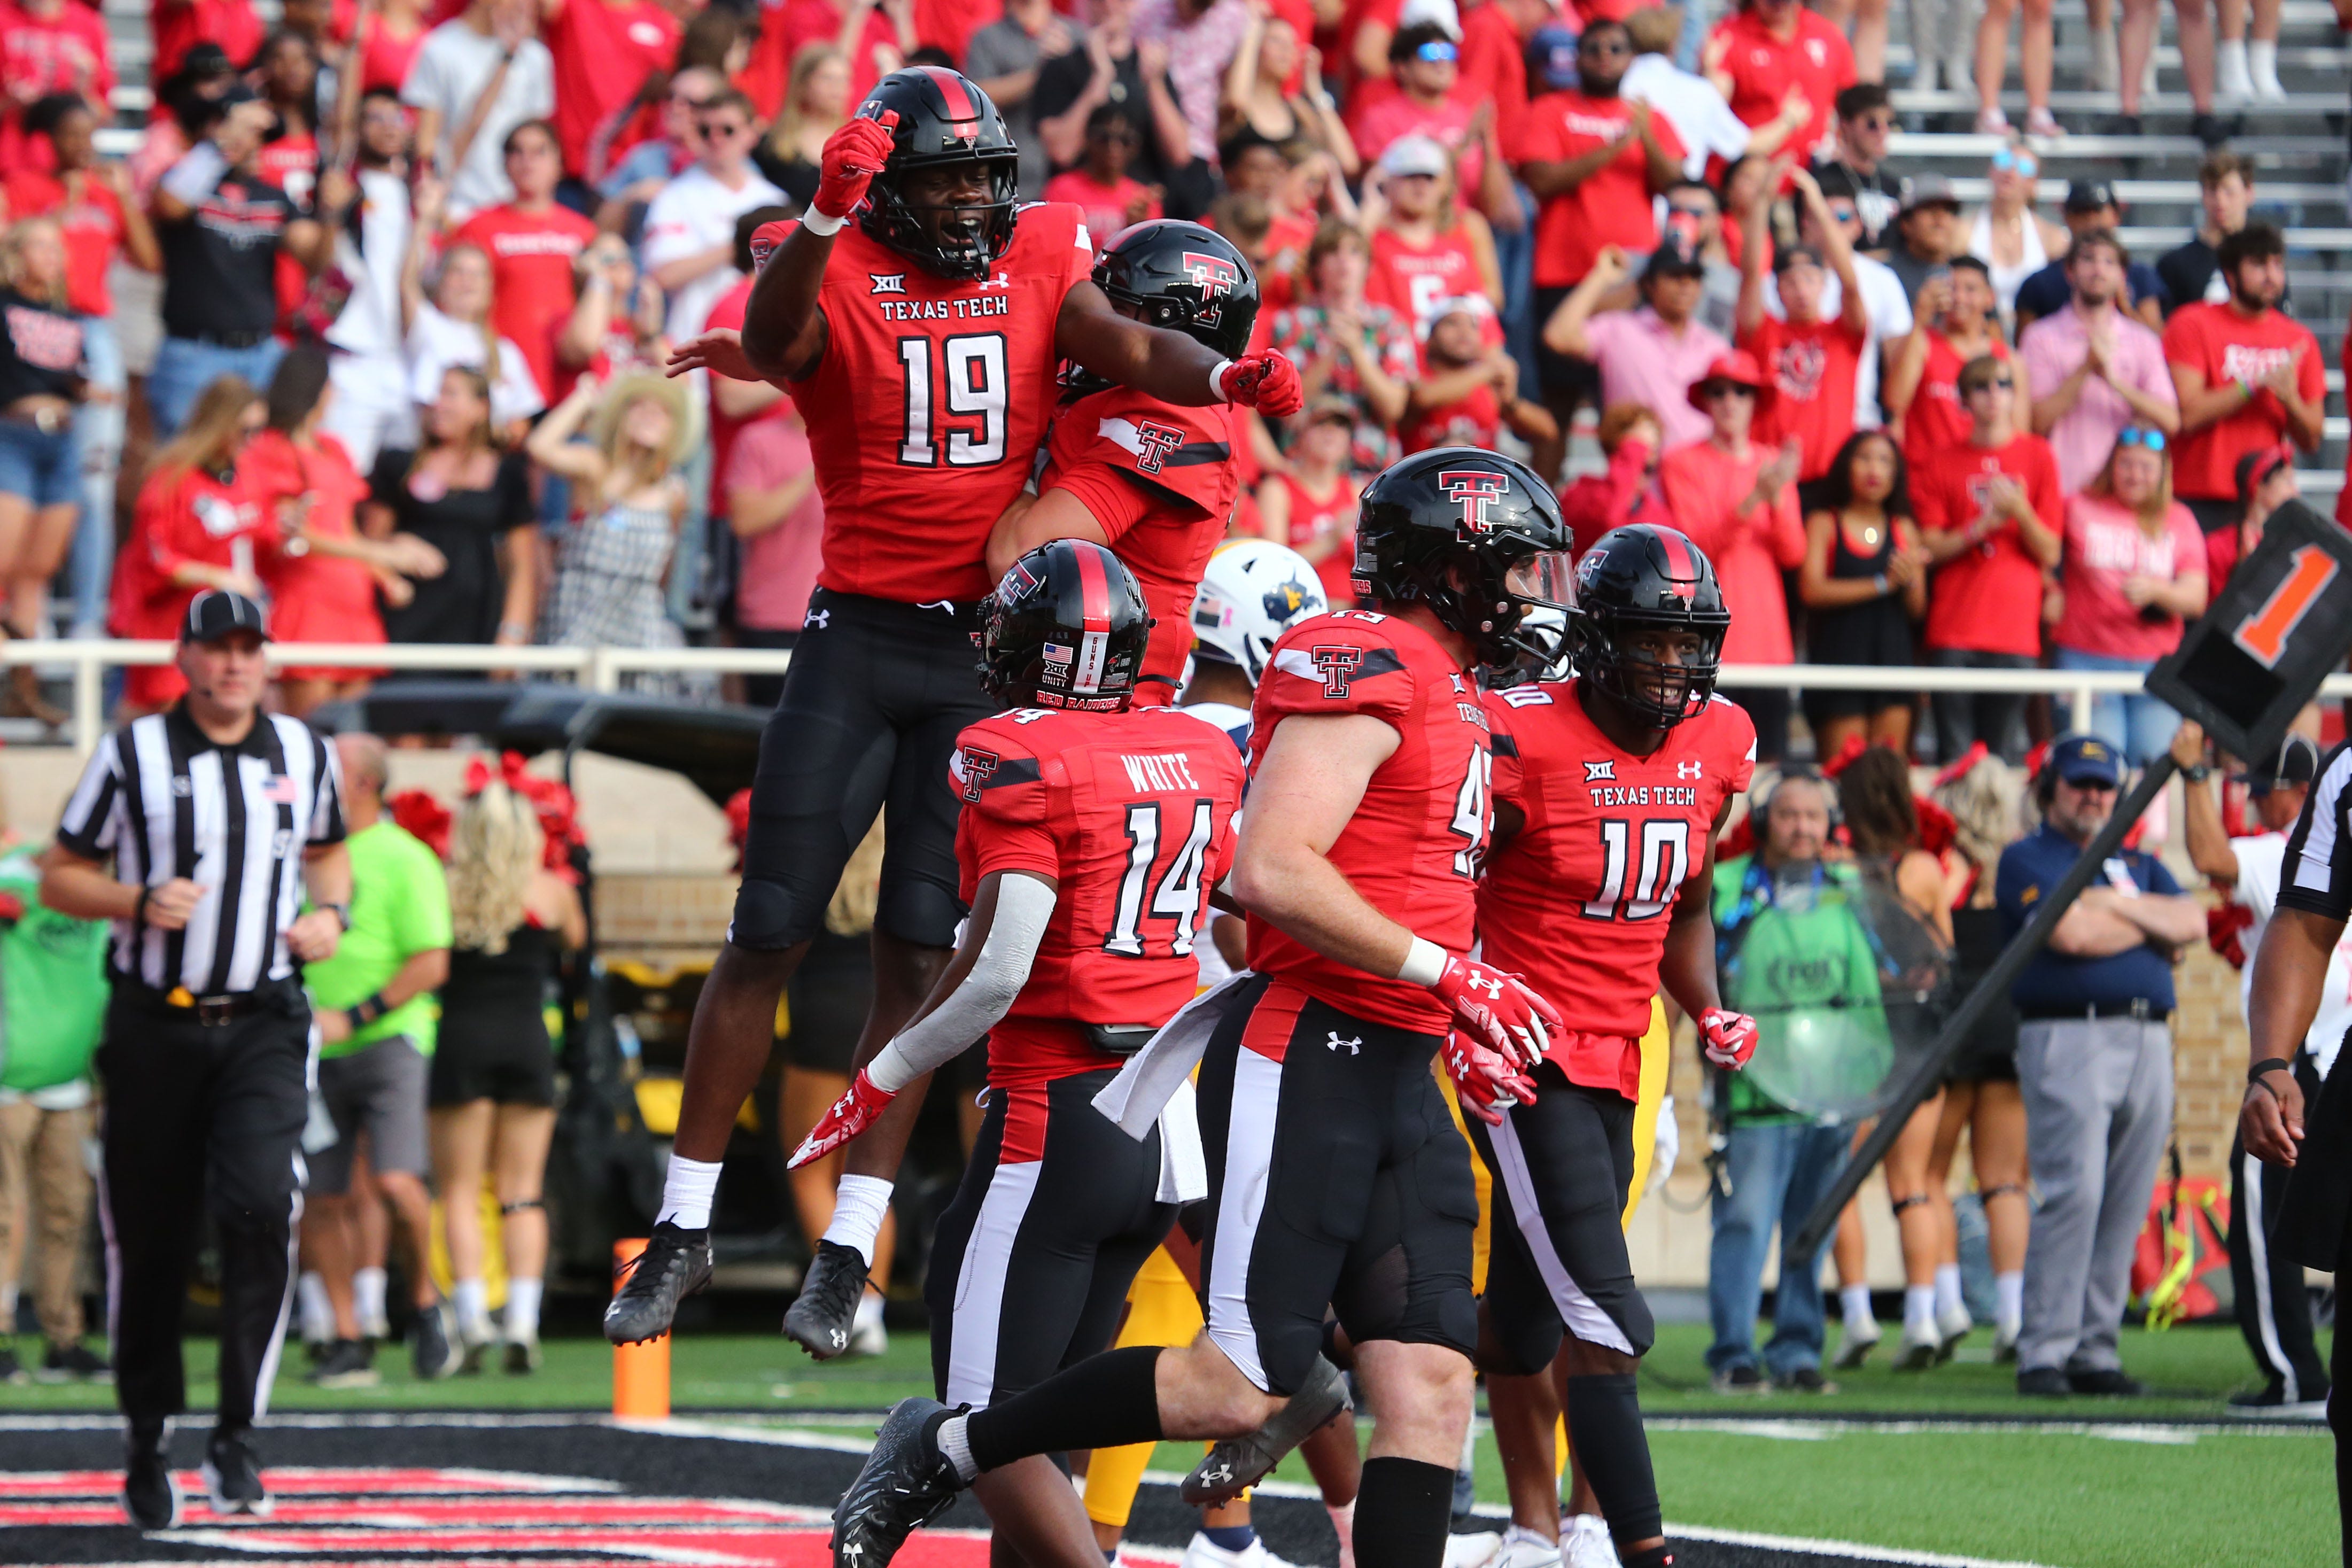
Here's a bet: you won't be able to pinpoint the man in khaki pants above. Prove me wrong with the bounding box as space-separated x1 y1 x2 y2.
0 826 112 1381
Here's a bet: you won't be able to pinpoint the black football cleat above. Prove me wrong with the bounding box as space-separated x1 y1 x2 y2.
831 1398 968 1568
604 1221 713 1345
786 1239 873 1360
1182 1354 1351 1507
202 1425 270 1518
122 1422 178 1531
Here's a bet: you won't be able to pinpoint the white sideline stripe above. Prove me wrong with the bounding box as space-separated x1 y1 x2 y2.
946 1156 1044 1410
1205 1047 1283 1394
1661 1523 2062 1568
1488 1111 1636 1356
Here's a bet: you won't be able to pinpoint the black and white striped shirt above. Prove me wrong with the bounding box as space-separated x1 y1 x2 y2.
55 707 346 994
2280 739 2352 924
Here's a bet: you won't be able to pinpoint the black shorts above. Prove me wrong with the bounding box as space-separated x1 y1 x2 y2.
731 589 1000 953
1465 1066 1654 1373
1532 285 1602 407
785 928 874 1074
925 1067 1174 1409
1196 976 1479 1396
430 1012 557 1108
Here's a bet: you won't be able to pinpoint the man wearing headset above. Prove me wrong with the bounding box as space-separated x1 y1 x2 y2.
1996 734 2202 1398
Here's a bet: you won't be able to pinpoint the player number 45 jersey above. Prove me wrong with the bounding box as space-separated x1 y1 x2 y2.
950 704 1246 1086
1479 680 1756 1092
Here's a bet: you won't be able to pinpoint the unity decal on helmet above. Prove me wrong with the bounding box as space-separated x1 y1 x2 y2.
1438 470 1511 532
1181 251 1241 327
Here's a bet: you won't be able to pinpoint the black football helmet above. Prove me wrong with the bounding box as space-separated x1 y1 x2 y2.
1096 220 1259 358
858 67 1021 281
1567 524 1731 729
1353 448 1573 667
977 539 1154 711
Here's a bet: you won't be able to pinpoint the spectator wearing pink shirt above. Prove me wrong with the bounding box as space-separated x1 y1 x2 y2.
1349 25 1507 220
725 409 825 710
2053 426 2208 764
2021 231 2178 494
1543 242 1734 457
1134 0 1247 212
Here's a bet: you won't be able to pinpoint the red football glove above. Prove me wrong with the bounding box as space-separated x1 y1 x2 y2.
1441 1029 1538 1127
1431 954 1562 1067
812 110 898 221
1699 1007 1759 1070
1218 351 1303 417
786 1068 897 1168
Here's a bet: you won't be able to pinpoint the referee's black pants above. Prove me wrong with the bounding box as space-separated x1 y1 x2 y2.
96 988 310 1431
2230 1057 2329 1404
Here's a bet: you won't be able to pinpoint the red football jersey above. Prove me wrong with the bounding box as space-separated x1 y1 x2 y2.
1039 384 1239 697
1480 681 1756 1097
951 703 1246 1092
1244 610 1489 1037
753 204 1096 606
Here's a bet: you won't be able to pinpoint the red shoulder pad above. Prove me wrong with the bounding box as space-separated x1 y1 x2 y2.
1256 611 1418 724
1013 199 1092 259
1699 696 1760 794
950 711 1063 825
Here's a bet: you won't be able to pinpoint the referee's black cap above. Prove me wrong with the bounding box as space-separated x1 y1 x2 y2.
181 590 270 645
2246 733 2323 797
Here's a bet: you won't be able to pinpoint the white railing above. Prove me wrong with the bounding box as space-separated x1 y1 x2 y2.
2 638 2345 758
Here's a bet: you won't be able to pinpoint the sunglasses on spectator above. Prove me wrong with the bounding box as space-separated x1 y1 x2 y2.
1991 149 2038 177
2061 776 2117 794
1699 381 1756 400
2116 426 2167 452
1414 40 1457 61
1826 204 1857 223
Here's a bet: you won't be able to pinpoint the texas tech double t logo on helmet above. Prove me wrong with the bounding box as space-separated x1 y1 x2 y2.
977 539 1154 711
1092 220 1260 359
1352 447 1573 667
1569 524 1732 729
858 67 1021 280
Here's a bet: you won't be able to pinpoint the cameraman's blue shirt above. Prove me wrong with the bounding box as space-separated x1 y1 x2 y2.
1996 824 2180 1017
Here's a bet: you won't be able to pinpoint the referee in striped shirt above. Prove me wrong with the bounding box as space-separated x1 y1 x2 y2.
39 591 350 1531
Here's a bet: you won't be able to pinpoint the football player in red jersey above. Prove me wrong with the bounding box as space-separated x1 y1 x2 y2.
1471 525 1761 1568
611 67 1302 1354
828 449 1575 1568
988 220 1257 703
785 538 1246 1568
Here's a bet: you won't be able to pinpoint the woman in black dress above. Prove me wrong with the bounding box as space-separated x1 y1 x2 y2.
360 365 540 659
1798 429 1930 757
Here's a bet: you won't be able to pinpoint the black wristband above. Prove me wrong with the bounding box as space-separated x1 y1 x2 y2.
133 884 151 922
351 992 389 1028
2183 763 2211 783
2249 1058 2293 1084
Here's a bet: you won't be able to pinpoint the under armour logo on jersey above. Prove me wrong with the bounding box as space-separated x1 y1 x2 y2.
1310 645 1363 698
1131 420 1185 473
958 747 999 802
1585 759 1616 782
1678 760 1703 779
1181 251 1241 328
1438 469 1511 532
1326 1032 1361 1054
979 270 1012 291
870 273 906 293
804 608 831 631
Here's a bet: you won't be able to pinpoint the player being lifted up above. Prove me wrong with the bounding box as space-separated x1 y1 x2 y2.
787 538 1247 1568
612 68 1301 1353
1472 525 1759 1568
828 448 1575 1568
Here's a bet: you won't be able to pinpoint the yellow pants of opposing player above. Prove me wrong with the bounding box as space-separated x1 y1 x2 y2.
1080 999 1671 1525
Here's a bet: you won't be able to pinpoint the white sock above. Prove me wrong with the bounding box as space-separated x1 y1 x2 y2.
1934 1264 1965 1319
1327 1500 1355 1568
1840 1284 1875 1330
452 1277 491 1338
2250 38 2281 90
853 1291 884 1329
1903 1284 1936 1338
353 1266 388 1330
2217 37 2253 95
297 1272 332 1343
822 1174 896 1264
937 1412 979 1481
1996 1271 2025 1338
506 1277 544 1342
656 1154 725 1230
1499 1525 1550 1550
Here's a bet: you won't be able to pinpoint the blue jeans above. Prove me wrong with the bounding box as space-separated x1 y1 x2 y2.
1707 1119 1849 1376
146 335 284 439
69 314 123 635
2053 645 2179 766
1494 183 1540 408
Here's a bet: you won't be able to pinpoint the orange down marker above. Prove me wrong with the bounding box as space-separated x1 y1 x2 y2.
612 1238 672 1419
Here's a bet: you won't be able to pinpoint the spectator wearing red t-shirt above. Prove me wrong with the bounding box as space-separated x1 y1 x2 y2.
1349 24 1505 220
1254 397 1361 608
1885 255 2008 482
2053 428 2208 763
0 0 111 178
1558 401 1665 558
1455 0 1547 137
1702 0 1853 172
1399 297 1556 454
2210 443 2296 594
1735 163 1867 490
351 0 430 93
542 0 680 178
2162 222 2324 533
1364 133 1500 333
725 408 825 709
454 120 598 406
1660 349 1805 757
1043 103 1163 253
1913 352 2062 764
558 230 674 394
153 0 264 87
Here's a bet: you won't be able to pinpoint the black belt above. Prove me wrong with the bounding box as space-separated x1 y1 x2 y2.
2021 999 2163 1022
115 979 291 1027
176 329 273 351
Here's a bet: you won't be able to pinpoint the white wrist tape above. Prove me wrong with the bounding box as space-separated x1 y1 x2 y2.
1397 936 1448 988
801 206 848 236
865 873 1057 1091
1208 357 1235 402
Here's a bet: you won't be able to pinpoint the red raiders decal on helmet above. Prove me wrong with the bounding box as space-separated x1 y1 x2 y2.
1438 470 1511 533
1182 252 1241 328
2234 544 2339 669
